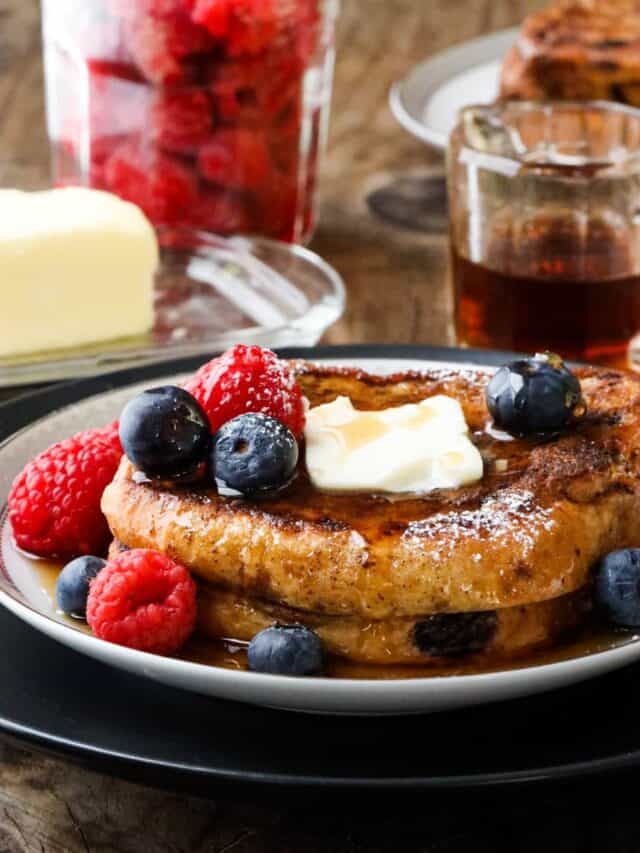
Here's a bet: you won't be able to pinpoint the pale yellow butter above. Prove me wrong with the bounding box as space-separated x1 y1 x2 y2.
0 188 158 358
304 395 484 493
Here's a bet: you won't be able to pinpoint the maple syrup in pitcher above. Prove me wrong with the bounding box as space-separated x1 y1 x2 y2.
448 101 640 368
452 212 640 366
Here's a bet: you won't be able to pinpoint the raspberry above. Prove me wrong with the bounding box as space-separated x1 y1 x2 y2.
123 6 213 85
104 139 198 225
183 0 230 36
124 23 188 86
198 129 270 191
186 186 254 234
95 420 123 453
187 0 285 56
208 51 303 125
8 427 123 560
184 345 306 436
208 56 264 124
150 89 214 154
87 549 197 654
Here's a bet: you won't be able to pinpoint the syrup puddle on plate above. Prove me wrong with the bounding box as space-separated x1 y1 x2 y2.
7 544 638 681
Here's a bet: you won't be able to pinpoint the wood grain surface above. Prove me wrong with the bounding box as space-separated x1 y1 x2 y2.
7 1 636 852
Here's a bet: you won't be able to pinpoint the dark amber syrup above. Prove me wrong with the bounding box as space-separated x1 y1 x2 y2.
452 213 640 367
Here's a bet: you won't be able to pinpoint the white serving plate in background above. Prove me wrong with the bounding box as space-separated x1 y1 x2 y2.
390 28 517 150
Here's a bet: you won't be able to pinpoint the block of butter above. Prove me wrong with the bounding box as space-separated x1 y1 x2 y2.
0 187 158 358
305 395 484 493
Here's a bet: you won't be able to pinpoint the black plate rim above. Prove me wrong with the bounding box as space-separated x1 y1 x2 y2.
4 709 640 791
1 342 635 791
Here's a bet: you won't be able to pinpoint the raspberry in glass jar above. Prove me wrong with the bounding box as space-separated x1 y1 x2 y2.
42 0 339 243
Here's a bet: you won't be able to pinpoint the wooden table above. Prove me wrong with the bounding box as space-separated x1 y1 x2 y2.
5 1 638 850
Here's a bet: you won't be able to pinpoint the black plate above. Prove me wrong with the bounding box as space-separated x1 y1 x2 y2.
0 344 637 794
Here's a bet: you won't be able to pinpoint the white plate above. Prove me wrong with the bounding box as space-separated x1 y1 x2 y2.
390 28 517 150
1 355 640 716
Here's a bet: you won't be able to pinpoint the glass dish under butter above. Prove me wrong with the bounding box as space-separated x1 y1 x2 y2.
0 229 345 388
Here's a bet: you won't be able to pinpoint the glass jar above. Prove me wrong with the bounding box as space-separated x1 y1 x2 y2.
42 0 339 244
448 101 640 368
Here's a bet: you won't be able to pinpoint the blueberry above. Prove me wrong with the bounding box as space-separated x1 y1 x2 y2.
413 612 497 657
595 549 640 627
56 555 106 617
211 413 298 496
247 624 324 676
486 352 585 436
119 386 211 479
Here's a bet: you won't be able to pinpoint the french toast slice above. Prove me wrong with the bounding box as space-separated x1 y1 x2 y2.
108 540 588 664
501 0 640 105
195 580 589 665
103 362 640 625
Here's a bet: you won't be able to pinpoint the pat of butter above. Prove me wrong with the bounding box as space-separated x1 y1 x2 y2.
0 188 158 358
304 395 484 493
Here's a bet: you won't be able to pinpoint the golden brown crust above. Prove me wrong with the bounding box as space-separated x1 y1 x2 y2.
501 0 640 105
102 362 640 619
108 540 590 664
195 581 590 665
500 45 548 101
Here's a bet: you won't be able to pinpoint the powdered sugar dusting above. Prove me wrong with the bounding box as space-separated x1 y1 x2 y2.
348 530 369 564
404 489 556 558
